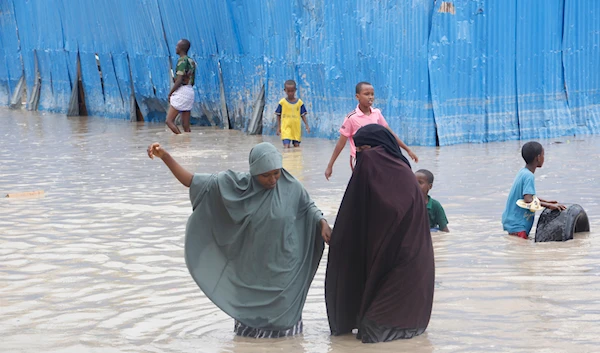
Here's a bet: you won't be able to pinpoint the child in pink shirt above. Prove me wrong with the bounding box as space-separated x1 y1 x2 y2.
324 82 418 180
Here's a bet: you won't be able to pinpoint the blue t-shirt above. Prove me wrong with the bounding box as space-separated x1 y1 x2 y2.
502 168 537 234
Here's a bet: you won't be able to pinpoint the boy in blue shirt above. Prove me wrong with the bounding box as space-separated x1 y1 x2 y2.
502 142 566 239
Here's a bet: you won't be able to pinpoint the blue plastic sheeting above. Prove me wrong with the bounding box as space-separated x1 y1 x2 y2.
1 0 600 146
563 0 600 136
214 0 437 143
429 0 521 145
11 1 70 112
429 0 577 144
304 0 437 144
0 0 21 105
515 0 574 140
59 1 132 118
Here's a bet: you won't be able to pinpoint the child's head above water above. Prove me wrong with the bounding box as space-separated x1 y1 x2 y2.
355 81 374 109
284 80 297 100
415 169 434 197
521 141 545 167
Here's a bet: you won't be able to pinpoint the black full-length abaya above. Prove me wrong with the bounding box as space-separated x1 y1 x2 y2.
325 125 435 343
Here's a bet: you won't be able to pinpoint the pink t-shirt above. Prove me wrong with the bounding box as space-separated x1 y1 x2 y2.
339 105 389 157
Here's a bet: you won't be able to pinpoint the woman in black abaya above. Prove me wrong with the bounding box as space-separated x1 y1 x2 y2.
325 124 435 343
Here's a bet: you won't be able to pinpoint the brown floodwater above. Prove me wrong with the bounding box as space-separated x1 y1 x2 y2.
1 109 599 352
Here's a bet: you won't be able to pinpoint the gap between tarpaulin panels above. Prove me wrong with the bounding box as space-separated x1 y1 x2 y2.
125 53 144 122
28 50 41 111
66 51 87 117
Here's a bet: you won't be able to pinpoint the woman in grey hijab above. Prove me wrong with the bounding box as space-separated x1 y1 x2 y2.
148 141 331 338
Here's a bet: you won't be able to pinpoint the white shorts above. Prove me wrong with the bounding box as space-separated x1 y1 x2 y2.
170 85 195 111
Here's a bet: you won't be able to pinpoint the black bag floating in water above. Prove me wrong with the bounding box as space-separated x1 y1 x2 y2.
535 204 590 242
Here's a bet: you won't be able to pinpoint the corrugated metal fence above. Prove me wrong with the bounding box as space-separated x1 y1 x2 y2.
1 0 598 145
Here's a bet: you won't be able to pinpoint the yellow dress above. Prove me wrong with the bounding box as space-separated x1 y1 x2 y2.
279 98 305 142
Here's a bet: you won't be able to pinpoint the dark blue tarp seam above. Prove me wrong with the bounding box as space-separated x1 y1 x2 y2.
513 0 520 138
110 53 125 106
560 0 571 114
426 0 437 145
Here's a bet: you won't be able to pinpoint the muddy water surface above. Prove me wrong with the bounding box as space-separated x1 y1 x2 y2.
1 109 599 352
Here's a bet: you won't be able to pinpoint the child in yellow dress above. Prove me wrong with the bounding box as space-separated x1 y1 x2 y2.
276 80 310 148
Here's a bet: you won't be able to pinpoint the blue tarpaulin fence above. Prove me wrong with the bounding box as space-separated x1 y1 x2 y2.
1 0 599 146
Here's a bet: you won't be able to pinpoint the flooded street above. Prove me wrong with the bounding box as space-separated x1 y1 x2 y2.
1 108 600 353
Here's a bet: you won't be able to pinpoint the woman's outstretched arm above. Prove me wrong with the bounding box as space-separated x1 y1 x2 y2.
147 143 193 187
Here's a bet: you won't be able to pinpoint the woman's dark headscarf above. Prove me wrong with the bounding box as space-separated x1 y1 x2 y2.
354 124 411 167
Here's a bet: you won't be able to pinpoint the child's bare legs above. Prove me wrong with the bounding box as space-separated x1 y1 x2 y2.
166 106 181 134
293 141 300 148
181 111 191 132
282 139 291 149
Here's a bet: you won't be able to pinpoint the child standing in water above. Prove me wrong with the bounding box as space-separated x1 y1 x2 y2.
415 169 449 232
276 80 310 148
502 141 566 239
324 82 418 180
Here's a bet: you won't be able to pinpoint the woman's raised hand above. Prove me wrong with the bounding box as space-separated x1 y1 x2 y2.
147 143 167 160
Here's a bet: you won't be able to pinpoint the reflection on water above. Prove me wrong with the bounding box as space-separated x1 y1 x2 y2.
283 149 305 182
1 109 599 352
